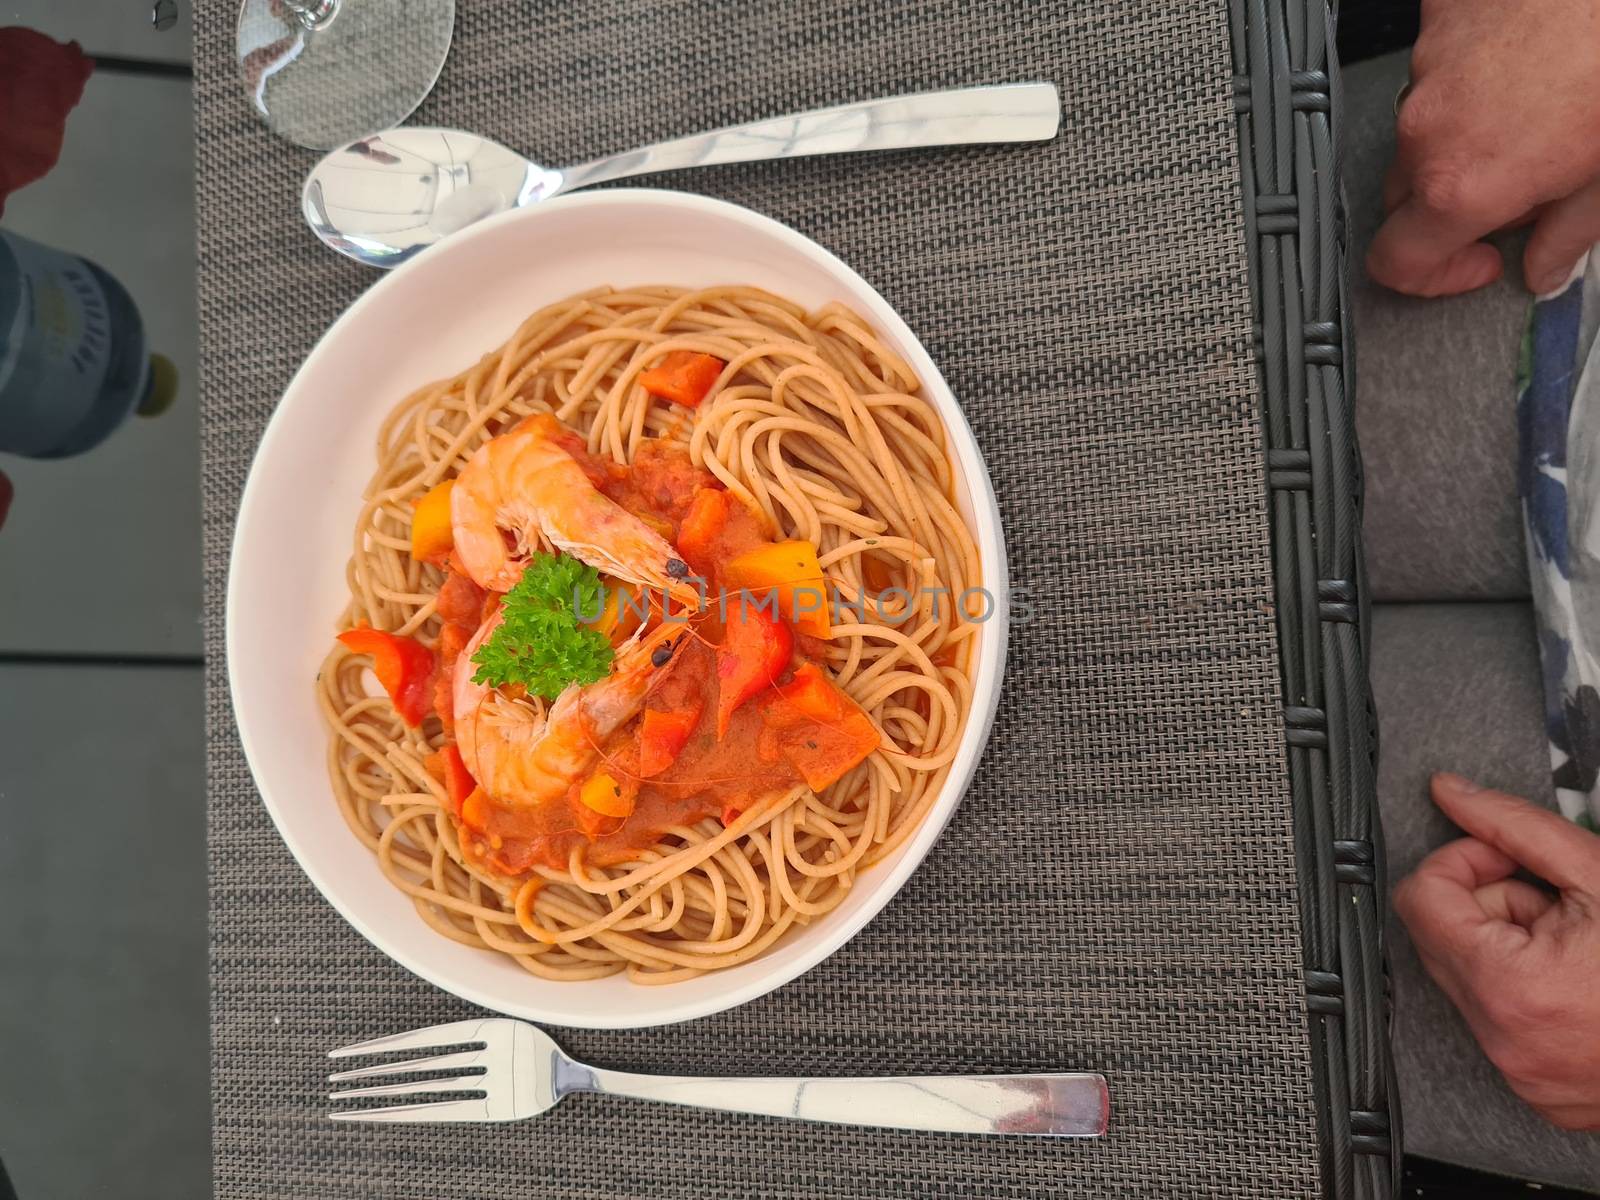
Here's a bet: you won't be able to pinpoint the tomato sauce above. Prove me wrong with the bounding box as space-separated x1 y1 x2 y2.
449 437 875 879
463 636 800 874
598 439 709 527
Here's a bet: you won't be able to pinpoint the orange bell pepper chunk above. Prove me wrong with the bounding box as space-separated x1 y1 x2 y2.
410 479 455 563
435 570 484 625
776 662 849 721
586 579 645 646
639 350 724 408
460 787 491 831
676 486 729 570
336 627 435 727
757 663 879 792
723 539 832 638
578 771 636 818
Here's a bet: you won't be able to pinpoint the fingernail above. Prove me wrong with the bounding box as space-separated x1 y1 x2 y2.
1534 258 1584 299
1434 771 1483 795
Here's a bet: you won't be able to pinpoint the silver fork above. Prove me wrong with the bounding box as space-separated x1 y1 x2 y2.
328 1017 1110 1136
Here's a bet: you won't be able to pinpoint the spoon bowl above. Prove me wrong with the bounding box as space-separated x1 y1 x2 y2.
303 130 561 269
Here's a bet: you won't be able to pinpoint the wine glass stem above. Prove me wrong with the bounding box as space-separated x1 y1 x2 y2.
284 0 339 30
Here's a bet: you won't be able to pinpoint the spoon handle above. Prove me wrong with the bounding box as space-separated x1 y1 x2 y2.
554 83 1060 195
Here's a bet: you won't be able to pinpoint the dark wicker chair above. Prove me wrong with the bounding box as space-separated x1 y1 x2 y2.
1230 2 1398 1197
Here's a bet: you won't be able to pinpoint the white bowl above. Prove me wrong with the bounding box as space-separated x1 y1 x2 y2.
227 190 1008 1028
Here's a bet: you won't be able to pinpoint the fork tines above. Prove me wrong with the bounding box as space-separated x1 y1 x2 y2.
326 1018 501 1123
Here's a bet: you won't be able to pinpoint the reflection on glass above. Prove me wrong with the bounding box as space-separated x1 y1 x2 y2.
236 0 456 150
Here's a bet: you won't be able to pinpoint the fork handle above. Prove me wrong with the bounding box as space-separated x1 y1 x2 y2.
553 83 1062 196
571 1067 1109 1137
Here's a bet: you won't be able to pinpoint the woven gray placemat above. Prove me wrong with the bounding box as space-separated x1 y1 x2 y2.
198 2 1322 1195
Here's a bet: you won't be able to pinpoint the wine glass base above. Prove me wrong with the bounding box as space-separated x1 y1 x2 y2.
237 0 456 151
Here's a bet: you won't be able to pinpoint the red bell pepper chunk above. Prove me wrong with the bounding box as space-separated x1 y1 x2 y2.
433 620 476 732
337 627 435 727
714 602 793 737
639 705 702 777
425 743 478 816
639 350 725 408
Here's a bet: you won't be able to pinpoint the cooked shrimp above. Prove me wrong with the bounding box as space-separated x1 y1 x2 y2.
453 611 682 810
452 414 697 601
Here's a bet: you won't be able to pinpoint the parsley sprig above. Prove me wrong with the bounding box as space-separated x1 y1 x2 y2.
470 553 614 699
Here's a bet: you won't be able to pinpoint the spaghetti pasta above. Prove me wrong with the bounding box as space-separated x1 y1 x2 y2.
317 285 980 983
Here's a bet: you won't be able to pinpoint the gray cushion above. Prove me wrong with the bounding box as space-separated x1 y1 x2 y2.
1347 52 1531 602
1372 602 1600 1188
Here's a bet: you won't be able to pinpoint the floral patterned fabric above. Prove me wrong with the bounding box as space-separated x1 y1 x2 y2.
1519 249 1600 829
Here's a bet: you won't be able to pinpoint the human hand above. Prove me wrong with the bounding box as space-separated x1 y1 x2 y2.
1394 773 1600 1130
1367 0 1600 297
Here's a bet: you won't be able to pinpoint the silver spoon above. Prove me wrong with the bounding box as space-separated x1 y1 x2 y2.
302 83 1061 268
